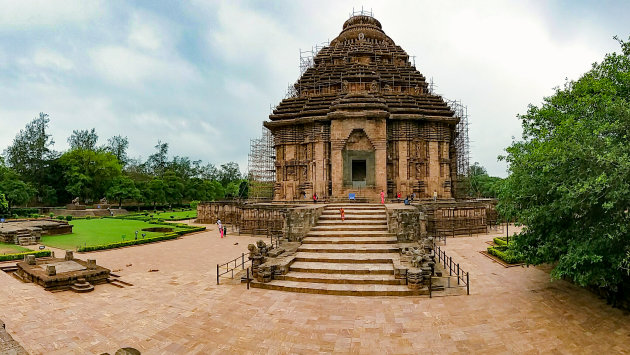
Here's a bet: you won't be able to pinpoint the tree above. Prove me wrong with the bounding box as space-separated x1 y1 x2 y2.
147 178 166 208
59 149 122 202
68 128 99 151
4 112 56 187
106 135 129 167
500 36 630 304
163 170 184 205
467 162 502 199
147 140 168 177
0 163 36 209
218 162 241 186
106 175 140 208
0 193 8 217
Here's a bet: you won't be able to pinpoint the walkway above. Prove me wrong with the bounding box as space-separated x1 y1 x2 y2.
0 224 628 354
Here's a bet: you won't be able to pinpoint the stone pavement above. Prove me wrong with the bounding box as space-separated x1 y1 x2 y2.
0 224 628 354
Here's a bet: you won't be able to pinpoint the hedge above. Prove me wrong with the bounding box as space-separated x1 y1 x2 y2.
0 250 52 262
77 233 179 252
493 237 508 247
76 225 206 252
487 246 521 264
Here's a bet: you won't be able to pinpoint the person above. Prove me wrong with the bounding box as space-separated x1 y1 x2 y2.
217 219 223 238
397 192 401 202
433 190 437 202
380 190 385 204
313 193 318 203
411 192 415 201
223 225 227 237
339 207 345 222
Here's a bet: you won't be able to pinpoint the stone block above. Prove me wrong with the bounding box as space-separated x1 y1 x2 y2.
87 259 97 269
25 254 36 265
46 265 56 276
64 250 74 260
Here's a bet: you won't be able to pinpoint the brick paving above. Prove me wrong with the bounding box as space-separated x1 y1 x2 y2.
0 224 628 354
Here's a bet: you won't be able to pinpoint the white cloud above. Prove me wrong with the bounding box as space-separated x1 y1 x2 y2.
0 0 103 27
127 13 166 52
32 50 74 71
90 46 197 87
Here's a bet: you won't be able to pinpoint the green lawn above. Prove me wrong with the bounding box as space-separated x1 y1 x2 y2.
154 210 197 220
41 218 187 250
0 243 31 254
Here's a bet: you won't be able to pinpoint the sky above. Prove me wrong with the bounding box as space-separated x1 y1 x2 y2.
0 0 628 177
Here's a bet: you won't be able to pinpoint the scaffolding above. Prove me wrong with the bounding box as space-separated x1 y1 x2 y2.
247 127 275 200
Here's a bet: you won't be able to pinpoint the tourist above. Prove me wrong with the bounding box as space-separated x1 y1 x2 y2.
223 225 227 237
313 193 318 203
217 219 223 238
339 207 345 222
397 192 401 202
380 190 385 204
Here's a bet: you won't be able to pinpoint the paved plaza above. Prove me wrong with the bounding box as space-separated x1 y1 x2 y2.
0 223 628 354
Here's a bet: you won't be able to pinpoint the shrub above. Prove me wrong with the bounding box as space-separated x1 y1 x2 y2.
493 237 508 247
0 250 52 262
77 233 179 252
487 246 521 264
56 216 65 220
190 200 200 209
49 213 54 218
65 215 73 221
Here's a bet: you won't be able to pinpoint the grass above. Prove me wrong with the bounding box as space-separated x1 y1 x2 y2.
41 218 189 250
0 243 31 254
158 210 197 220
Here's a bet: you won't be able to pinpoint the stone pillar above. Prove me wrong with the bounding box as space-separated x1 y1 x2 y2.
397 140 408 196
46 265 56 276
64 250 74 260
427 141 440 198
87 259 97 269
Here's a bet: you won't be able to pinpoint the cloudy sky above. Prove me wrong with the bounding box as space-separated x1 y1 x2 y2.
0 0 628 176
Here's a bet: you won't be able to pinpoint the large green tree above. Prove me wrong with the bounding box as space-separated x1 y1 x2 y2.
106 175 141 208
4 113 57 193
0 163 36 209
501 37 630 302
59 149 122 202
67 128 99 151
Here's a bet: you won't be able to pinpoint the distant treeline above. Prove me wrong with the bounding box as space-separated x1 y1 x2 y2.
0 113 247 215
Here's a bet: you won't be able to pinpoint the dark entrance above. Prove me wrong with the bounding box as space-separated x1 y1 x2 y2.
352 160 367 181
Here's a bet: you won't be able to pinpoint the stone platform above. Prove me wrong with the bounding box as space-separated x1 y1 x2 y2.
15 253 110 292
52 208 129 217
0 219 72 245
251 204 431 296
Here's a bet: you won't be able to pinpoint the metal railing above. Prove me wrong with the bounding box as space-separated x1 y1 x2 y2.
216 252 250 285
216 236 284 285
434 244 470 295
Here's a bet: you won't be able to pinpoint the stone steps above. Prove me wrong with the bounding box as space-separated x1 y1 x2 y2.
301 236 397 244
258 203 418 296
306 230 394 238
310 225 388 231
313 218 387 228
275 272 405 285
294 252 397 264
297 244 399 253
251 280 427 296
289 261 394 275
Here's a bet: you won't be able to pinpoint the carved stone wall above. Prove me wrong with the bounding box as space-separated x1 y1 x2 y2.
283 205 325 242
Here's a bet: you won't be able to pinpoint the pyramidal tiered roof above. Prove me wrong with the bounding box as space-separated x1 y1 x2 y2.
268 14 456 124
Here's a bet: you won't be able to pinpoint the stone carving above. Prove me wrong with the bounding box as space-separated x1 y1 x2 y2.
72 197 80 205
384 84 392 92
64 250 74 261
46 265 56 276
341 80 349 93
370 80 378 93
100 197 108 205
413 85 420 95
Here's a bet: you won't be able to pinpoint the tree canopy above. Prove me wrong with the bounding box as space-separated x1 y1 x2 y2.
500 37 630 300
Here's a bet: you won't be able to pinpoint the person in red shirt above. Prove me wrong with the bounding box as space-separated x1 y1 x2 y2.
339 207 345 221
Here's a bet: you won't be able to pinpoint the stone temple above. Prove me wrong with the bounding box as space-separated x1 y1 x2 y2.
264 14 462 202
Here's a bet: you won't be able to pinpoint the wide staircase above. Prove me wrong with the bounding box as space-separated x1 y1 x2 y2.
254 204 422 296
